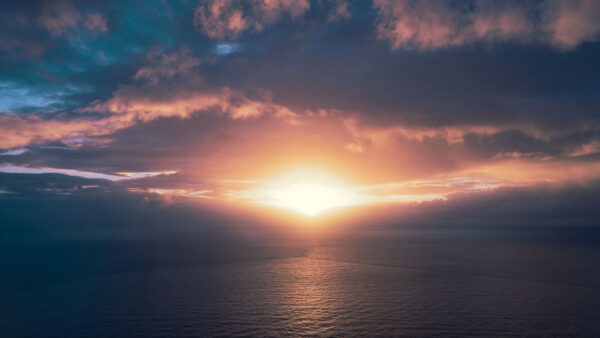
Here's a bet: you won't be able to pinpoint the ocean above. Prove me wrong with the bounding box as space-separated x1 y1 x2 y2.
1 226 599 336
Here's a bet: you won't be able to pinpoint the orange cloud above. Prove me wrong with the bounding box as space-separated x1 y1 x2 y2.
452 159 600 186
83 85 298 122
0 115 107 149
0 86 298 149
341 116 503 148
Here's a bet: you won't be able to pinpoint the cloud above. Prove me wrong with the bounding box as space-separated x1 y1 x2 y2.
193 0 310 40
0 82 297 150
0 115 106 149
39 0 81 37
333 113 600 181
0 46 302 150
0 148 29 156
0 165 127 181
82 84 296 121
215 42 242 56
327 0 351 23
84 12 108 32
372 0 531 50
134 48 201 84
0 165 176 181
568 140 600 157
214 159 600 218
400 180 600 227
344 143 363 154
117 171 178 179
128 187 213 204
543 0 600 50
1 0 598 222
39 0 107 36
373 0 600 50
0 89 295 149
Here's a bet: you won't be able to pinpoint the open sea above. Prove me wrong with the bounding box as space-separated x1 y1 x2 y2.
1 226 599 337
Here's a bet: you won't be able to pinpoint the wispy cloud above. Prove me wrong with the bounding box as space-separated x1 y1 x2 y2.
0 148 28 156
215 43 242 56
128 187 213 204
117 171 177 179
0 165 176 181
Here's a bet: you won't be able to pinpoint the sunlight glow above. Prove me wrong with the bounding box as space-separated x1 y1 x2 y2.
261 182 360 216
244 169 363 216
231 168 455 217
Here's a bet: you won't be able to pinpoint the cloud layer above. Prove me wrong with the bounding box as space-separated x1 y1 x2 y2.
1 0 599 227
373 0 600 50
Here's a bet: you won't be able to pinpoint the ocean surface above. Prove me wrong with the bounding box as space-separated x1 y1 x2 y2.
1 226 600 336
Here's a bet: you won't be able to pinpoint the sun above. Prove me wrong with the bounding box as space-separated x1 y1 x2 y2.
243 169 363 217
262 182 355 216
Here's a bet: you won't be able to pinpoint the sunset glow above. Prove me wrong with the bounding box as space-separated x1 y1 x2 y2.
3 0 600 336
257 181 358 216
235 170 363 216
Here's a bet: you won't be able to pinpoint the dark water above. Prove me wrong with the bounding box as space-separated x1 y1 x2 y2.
1 226 600 337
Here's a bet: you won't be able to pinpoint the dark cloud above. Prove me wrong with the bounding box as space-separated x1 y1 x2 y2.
341 180 600 230
420 181 600 227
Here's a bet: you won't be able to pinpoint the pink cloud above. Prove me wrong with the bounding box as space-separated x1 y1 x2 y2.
372 0 533 49
467 9 533 41
327 0 351 23
373 0 459 49
568 140 600 157
543 0 600 50
134 48 202 84
193 0 309 40
39 0 81 37
39 0 107 36
84 12 108 32
373 0 600 51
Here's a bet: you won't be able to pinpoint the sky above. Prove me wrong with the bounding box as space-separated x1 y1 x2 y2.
1 0 600 229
